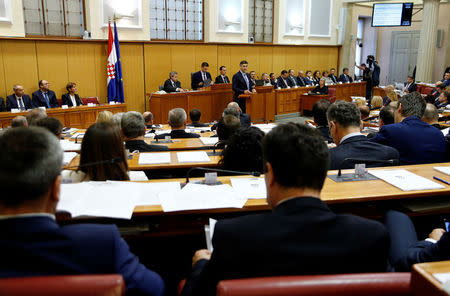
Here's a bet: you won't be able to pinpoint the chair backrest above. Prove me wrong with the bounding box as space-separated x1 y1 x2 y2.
0 274 125 296
216 273 411 296
328 87 336 97
423 87 434 95
57 98 62 107
81 96 99 105
416 85 422 93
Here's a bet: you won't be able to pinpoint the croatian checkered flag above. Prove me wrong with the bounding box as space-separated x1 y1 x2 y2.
107 21 124 103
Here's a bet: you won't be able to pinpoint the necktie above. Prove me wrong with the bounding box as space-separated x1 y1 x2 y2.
202 72 206 81
346 75 349 83
18 98 24 110
43 93 50 108
243 73 249 90
223 76 226 83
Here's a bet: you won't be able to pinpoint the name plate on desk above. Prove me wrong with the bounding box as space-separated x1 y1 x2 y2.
10 108 20 113
61 105 68 109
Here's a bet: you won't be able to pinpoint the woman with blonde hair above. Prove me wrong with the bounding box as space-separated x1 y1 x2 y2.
383 91 398 106
371 96 383 109
96 110 113 123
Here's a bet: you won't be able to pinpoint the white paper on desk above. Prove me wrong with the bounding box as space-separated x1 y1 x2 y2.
60 139 81 151
128 171 149 181
231 178 267 199
177 151 210 163
434 167 450 176
160 183 247 212
70 132 84 139
138 152 171 164
433 273 450 283
132 181 181 206
191 127 211 132
63 152 78 166
441 127 450 136
57 183 89 217
369 169 445 191
200 137 218 145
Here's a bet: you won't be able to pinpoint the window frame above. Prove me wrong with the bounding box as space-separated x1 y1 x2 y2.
248 0 274 44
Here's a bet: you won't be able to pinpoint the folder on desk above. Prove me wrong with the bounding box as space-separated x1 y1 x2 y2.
369 169 445 191
176 151 210 163
138 152 171 164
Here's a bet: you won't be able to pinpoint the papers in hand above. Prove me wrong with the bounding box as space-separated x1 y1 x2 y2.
369 169 445 191
138 152 171 164
434 167 450 176
63 152 78 166
177 151 210 163
160 183 247 212
200 137 219 145
60 139 81 151
231 177 266 199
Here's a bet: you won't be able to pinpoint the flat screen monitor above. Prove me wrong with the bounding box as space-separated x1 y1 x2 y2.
372 3 413 27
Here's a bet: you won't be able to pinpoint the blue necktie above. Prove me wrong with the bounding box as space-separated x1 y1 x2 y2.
18 98 24 110
243 73 249 90
43 92 50 108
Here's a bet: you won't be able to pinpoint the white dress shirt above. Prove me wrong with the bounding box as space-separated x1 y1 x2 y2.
70 94 77 106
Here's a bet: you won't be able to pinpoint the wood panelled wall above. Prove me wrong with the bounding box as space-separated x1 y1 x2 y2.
0 39 339 113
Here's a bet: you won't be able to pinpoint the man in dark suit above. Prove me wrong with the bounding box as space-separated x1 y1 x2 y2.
163 71 186 93
269 73 277 87
227 102 251 128
422 103 444 130
61 82 83 107
181 122 389 296
0 96 5 111
370 92 447 165
338 68 353 83
404 75 417 93
276 70 290 89
296 70 307 87
286 69 298 87
6 84 33 111
311 99 333 143
121 111 169 152
0 127 165 296
327 101 399 170
436 91 450 109
438 72 450 87
32 80 59 108
329 68 338 84
187 108 209 127
155 108 200 139
215 66 230 84
232 60 255 114
191 62 213 90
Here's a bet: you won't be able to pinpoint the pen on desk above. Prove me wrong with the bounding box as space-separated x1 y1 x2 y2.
433 176 450 185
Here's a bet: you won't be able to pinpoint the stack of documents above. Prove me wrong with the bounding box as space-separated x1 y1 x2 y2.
138 152 171 164
60 139 81 151
200 137 219 145
177 151 210 163
230 178 266 199
435 167 450 175
63 152 78 166
369 169 445 191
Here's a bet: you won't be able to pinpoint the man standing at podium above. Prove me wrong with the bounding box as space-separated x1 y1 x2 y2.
232 60 255 113
191 62 213 90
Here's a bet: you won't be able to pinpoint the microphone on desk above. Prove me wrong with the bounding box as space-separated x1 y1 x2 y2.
64 157 123 170
185 167 261 184
337 158 398 177
74 134 84 144
212 141 224 155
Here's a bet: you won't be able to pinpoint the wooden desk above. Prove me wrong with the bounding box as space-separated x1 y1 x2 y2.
300 94 330 114
411 261 450 296
373 87 387 98
0 104 127 129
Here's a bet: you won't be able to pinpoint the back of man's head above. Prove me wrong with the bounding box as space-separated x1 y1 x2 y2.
121 111 145 139
358 105 370 119
110 112 124 128
222 107 240 118
227 102 241 113
379 105 396 126
327 101 361 128
312 99 331 127
26 108 47 126
11 116 28 128
398 92 426 118
0 127 62 207
143 111 154 125
189 108 202 122
422 103 439 124
168 108 187 129
262 123 329 191
217 115 241 141
36 117 63 138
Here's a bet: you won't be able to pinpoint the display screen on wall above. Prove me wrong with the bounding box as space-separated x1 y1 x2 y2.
372 3 413 27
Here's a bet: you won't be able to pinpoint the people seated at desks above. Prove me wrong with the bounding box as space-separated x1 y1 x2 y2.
431 84 447 100
155 108 200 139
329 68 338 84
404 75 417 94
339 68 353 83
181 122 389 296
385 210 450 271
218 127 264 173
96 110 113 123
305 70 314 85
437 72 450 87
370 92 447 165
367 106 396 139
215 66 230 84
310 99 333 143
36 117 63 139
192 62 213 90
164 71 187 93
269 73 277 86
249 71 257 86
261 73 272 86
312 70 321 85
311 78 328 95
0 127 164 296
187 108 209 128
143 111 154 128
422 103 444 130
436 91 450 109
232 60 255 114
276 70 290 89
287 69 298 87
227 102 251 128
327 101 399 170
6 84 33 111
26 108 47 126
32 80 59 109
297 70 307 86
11 115 28 128
371 96 383 110
216 115 241 144
121 111 169 153
321 71 333 85
359 105 370 120
61 82 83 107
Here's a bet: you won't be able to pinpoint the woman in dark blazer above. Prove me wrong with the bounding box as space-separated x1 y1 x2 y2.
312 70 321 85
61 82 83 107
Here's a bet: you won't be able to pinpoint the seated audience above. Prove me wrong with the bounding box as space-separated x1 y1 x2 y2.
0 127 164 296
36 117 63 139
6 84 33 111
96 110 113 123
32 80 59 108
321 71 333 84
384 90 398 106
187 108 209 127
312 70 321 85
367 105 397 139
304 70 314 85
276 70 290 89
26 108 47 126
261 73 272 86
370 92 447 165
11 115 28 128
311 99 333 143
287 69 298 87
338 68 353 83
62 122 130 182
422 103 443 130
215 66 230 84
431 84 447 99
61 82 83 107
436 91 450 109
163 71 186 93
371 96 383 110
249 71 257 86
121 111 169 152
327 101 399 170
311 79 328 95
216 115 241 143
269 73 277 86
111 112 124 128
404 75 417 93
329 68 338 84
227 102 251 128
385 210 450 271
219 127 265 173
437 72 450 87
181 123 389 296
143 111 154 128
296 70 307 86
155 108 200 139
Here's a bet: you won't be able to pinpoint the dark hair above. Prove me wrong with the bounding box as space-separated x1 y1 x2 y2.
269 73 275 78
281 70 288 75
240 60 248 66
399 91 426 118
201 62 209 67
219 127 265 173
407 75 414 79
359 105 370 118
343 68 349 72
312 99 331 127
313 70 321 78
38 80 44 87
189 108 202 122
379 105 396 125
330 68 336 71
327 101 361 128
443 91 450 102
250 71 256 75
80 122 129 181
217 115 241 142
0 127 62 206
219 66 226 71
11 116 27 128
306 70 312 75
424 94 436 104
262 123 329 190
66 82 76 92
143 112 153 123
36 117 63 138
322 71 329 77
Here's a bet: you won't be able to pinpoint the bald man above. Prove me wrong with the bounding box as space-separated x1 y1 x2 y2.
6 85 33 111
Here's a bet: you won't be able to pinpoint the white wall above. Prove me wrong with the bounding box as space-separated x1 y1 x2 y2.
0 0 25 37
